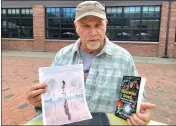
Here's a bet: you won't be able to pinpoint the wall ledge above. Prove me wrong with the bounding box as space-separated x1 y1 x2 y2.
2 38 34 41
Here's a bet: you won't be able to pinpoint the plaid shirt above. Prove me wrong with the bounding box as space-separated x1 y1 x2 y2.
51 37 146 113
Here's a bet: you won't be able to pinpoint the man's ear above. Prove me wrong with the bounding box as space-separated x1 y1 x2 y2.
74 21 79 36
105 19 108 25
74 21 77 29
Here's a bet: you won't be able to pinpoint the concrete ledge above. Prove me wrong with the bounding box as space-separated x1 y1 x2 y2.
45 39 75 43
2 50 176 64
113 41 159 44
2 50 56 58
2 38 34 41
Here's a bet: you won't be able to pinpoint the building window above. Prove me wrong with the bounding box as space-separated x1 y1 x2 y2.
106 6 161 41
1 8 33 38
46 7 78 39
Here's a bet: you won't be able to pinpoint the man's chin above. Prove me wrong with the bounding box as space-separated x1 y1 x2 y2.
87 46 100 51
86 43 101 51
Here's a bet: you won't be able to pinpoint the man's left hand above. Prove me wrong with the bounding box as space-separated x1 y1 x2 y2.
127 103 156 125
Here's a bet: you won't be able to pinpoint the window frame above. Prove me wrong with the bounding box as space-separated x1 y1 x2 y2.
45 7 78 40
46 5 161 41
1 8 33 39
106 5 161 42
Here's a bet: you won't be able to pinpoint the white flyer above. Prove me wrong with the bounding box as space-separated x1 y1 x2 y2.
39 64 92 125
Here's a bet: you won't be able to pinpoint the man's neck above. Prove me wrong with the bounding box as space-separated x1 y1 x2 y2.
80 46 102 54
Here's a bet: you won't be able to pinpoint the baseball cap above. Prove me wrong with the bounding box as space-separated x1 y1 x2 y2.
75 1 106 22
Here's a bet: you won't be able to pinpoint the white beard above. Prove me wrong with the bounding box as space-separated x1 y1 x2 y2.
86 41 100 50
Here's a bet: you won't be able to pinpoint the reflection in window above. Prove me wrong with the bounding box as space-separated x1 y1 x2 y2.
106 7 122 17
47 18 61 28
142 6 160 17
141 19 160 29
21 19 33 28
8 19 20 28
123 19 141 28
140 30 159 41
2 9 6 14
1 8 33 38
106 6 161 41
46 7 78 39
8 28 20 38
47 29 60 38
124 7 141 17
1 19 7 28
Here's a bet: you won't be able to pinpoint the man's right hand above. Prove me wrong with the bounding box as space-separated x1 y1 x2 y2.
27 83 47 107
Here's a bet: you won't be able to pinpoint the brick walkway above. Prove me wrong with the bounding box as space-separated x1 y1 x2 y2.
2 56 176 125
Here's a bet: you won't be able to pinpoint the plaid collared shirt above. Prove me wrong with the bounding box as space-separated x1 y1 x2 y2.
51 37 146 113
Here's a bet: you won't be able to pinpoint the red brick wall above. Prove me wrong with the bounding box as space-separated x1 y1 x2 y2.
44 40 159 57
2 39 159 57
174 44 176 57
2 39 34 51
33 5 45 51
167 2 176 57
115 42 159 57
158 2 168 57
45 40 74 52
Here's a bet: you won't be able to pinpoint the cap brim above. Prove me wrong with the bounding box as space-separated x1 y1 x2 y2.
75 11 106 22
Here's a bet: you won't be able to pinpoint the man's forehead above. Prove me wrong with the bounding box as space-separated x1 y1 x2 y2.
78 16 104 23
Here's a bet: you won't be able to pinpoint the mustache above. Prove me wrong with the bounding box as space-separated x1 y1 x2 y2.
88 39 99 41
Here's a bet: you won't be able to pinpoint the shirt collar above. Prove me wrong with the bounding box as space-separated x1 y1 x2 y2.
72 37 113 56
97 37 113 56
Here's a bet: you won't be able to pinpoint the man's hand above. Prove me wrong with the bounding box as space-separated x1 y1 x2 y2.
27 83 47 107
127 103 156 125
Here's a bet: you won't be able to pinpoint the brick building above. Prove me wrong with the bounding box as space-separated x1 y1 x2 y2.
2 0 176 57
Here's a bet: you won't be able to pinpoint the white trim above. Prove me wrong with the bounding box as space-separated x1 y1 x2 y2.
113 41 159 44
2 38 34 41
45 39 75 42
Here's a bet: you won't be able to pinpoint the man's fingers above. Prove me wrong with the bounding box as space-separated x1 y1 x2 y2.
27 83 46 107
29 89 46 98
33 101 42 108
136 112 150 123
33 95 42 102
127 119 132 125
129 116 138 125
141 109 147 114
133 114 146 125
29 95 42 107
136 112 146 121
31 83 47 91
141 103 156 110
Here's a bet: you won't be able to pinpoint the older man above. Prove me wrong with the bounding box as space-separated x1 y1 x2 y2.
27 1 156 125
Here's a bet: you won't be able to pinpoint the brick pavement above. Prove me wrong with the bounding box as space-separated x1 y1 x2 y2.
2 56 176 125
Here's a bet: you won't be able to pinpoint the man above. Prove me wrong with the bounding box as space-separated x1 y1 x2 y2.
27 1 156 125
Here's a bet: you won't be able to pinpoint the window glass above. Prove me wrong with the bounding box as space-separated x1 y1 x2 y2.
46 7 78 39
1 8 33 38
106 6 160 41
